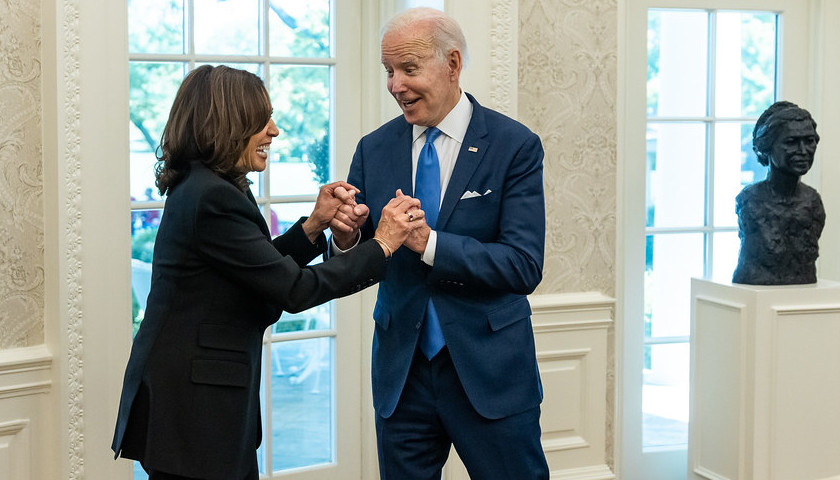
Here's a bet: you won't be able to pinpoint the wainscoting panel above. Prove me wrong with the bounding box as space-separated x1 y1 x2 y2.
0 345 52 480
532 293 615 480
442 293 615 480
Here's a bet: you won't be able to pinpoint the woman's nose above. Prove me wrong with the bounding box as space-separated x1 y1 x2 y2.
796 139 811 153
267 118 279 137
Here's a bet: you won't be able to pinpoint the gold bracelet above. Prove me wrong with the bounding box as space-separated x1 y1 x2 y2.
373 236 393 257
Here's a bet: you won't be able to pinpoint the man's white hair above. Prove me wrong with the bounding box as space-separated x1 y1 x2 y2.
381 7 470 69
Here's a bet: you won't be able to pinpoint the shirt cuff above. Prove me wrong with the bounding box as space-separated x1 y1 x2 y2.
330 231 361 255
421 230 437 266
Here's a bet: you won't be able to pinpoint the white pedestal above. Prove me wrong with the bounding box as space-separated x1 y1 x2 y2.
689 278 840 480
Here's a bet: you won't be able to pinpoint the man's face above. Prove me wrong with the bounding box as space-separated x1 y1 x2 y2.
381 24 461 127
769 119 818 177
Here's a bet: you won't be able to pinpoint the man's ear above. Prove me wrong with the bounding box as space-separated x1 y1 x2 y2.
447 49 462 79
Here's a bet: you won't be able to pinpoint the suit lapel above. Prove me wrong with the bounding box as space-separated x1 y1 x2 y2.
394 123 414 197
438 96 488 229
246 188 272 239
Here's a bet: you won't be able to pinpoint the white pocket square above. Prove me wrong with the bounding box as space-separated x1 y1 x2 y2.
460 189 491 200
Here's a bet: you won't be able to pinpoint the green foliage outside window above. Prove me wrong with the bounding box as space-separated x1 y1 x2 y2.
128 0 332 186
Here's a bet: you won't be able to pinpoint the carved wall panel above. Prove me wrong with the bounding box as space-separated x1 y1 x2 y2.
519 0 617 297
0 0 44 348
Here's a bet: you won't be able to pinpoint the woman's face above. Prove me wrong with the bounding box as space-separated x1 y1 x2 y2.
238 118 279 172
768 119 818 177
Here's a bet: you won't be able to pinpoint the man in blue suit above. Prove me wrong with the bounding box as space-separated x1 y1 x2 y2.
332 7 549 479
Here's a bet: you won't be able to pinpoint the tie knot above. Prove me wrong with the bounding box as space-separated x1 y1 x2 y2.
425 127 441 145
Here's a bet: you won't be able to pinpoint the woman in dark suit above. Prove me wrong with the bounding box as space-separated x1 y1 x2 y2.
111 65 422 480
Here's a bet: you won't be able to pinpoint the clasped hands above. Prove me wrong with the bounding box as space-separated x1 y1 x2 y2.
304 181 430 257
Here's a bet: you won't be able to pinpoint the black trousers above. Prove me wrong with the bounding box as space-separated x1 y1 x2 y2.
147 470 200 480
146 461 258 480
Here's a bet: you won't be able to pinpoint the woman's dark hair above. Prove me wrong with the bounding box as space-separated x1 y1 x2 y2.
154 65 272 194
752 100 820 166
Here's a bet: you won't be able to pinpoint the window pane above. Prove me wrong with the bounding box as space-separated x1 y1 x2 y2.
713 122 762 227
646 233 704 339
131 210 160 339
712 231 740 283
269 202 315 237
194 0 261 55
195 62 262 76
269 0 331 58
646 123 707 228
643 342 689 449
130 62 186 200
648 10 708 117
241 171 262 199
715 12 777 118
128 0 185 54
269 65 331 196
268 338 334 471
269 203 332 335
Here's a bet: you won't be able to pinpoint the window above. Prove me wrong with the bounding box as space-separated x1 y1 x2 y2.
643 8 778 450
128 1 347 478
620 1 811 478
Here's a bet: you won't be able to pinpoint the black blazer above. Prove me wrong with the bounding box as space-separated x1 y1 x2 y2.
112 161 385 479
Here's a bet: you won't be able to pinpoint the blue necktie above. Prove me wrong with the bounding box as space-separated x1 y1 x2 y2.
416 127 445 359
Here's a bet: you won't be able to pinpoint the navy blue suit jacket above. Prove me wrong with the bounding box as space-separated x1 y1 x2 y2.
348 93 546 420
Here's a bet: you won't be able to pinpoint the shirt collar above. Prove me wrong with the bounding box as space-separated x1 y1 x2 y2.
412 90 472 144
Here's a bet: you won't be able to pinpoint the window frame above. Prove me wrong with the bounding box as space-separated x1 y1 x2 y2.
126 1 365 478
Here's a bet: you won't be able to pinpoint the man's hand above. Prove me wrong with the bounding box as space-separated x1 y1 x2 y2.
402 206 431 254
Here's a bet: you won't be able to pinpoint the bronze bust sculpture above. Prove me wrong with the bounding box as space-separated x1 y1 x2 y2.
732 101 825 285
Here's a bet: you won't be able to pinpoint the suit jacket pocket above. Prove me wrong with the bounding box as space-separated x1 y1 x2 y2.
191 358 249 387
198 323 251 352
487 297 532 332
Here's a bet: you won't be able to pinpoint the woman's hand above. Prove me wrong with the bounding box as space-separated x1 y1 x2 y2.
330 202 370 250
303 181 360 243
373 190 425 257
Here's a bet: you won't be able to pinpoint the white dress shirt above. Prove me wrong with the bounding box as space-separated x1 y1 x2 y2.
412 90 473 266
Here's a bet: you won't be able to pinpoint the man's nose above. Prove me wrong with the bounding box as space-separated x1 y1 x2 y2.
389 72 406 92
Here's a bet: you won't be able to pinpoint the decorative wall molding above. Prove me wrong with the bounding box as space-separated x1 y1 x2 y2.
0 419 31 480
489 0 517 117
0 345 52 374
0 345 52 400
59 0 86 478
